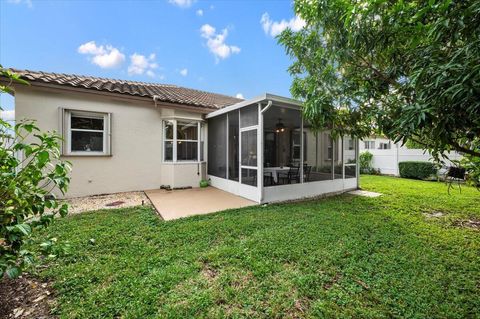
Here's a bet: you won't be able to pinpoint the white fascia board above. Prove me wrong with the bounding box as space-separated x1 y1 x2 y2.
205 93 303 119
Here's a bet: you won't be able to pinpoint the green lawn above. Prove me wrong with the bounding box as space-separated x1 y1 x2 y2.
36 176 480 318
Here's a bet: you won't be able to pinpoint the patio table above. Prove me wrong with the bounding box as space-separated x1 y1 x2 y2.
264 167 290 184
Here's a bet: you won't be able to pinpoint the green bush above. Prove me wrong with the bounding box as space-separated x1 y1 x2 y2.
359 151 374 174
398 161 437 180
1 67 71 279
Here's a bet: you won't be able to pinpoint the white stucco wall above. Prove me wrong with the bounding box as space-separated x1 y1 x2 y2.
14 86 206 198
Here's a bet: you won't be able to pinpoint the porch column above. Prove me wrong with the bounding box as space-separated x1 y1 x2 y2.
257 102 263 202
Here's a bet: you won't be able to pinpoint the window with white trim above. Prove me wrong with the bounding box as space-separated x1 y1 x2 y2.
64 110 111 156
163 119 204 162
378 141 391 149
364 140 375 149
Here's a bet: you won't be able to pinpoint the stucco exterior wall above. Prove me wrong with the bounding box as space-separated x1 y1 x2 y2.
14 86 205 198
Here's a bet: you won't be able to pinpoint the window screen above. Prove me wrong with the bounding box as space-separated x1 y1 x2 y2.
241 168 257 186
334 137 343 179
240 104 258 128
207 114 227 178
241 130 257 166
228 111 239 181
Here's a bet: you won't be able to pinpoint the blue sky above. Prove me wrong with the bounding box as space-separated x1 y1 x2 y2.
0 0 304 118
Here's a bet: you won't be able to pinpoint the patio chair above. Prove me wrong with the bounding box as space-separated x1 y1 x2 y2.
303 165 312 182
264 171 274 186
445 166 466 194
278 166 300 184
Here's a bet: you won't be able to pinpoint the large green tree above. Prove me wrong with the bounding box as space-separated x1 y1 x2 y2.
279 0 479 171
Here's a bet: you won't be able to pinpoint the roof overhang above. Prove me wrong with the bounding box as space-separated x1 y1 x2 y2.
205 93 302 119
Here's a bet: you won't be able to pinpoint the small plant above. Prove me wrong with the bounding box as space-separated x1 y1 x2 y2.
398 161 437 180
359 151 374 174
199 179 209 188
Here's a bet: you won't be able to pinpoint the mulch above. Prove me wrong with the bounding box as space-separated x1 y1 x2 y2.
0 274 55 319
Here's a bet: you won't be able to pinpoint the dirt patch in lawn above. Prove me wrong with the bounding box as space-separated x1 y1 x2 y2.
200 262 219 281
423 210 446 218
0 274 55 319
452 218 480 230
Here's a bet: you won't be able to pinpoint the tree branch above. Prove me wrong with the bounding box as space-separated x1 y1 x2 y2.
450 141 480 157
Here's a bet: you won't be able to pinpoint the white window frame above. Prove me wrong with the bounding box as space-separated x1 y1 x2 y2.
378 141 391 150
364 140 375 149
63 109 111 156
162 119 204 163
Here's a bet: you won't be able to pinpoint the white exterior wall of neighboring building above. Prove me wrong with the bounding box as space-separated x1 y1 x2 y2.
359 137 462 175
14 85 206 198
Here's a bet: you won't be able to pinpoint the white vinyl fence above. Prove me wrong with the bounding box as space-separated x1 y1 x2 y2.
360 138 462 176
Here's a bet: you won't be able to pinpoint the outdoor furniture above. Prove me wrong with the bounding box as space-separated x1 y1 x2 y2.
303 165 312 182
264 166 291 184
278 166 300 184
445 166 466 194
264 171 274 186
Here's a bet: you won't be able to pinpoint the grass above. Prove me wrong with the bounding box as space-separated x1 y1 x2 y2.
35 176 480 318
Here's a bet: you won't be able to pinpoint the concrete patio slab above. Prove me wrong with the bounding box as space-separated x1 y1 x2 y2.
348 190 382 198
145 187 256 220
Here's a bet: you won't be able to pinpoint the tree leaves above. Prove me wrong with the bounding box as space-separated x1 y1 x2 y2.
279 0 480 167
1 68 72 278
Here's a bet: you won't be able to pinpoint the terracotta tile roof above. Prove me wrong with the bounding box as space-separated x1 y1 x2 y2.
10 69 243 110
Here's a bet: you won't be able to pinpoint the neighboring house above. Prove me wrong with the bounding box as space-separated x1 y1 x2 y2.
3 69 359 203
360 137 462 175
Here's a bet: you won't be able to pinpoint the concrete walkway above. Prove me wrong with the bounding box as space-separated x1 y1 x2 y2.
145 187 256 220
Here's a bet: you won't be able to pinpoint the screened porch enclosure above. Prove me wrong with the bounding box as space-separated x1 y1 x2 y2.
207 95 358 203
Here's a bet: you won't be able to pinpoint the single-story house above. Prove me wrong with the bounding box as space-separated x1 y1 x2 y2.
4 69 359 203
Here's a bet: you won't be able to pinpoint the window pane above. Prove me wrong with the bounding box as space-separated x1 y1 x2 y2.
164 141 173 161
177 141 197 161
304 129 333 182
71 131 103 152
228 111 239 181
334 137 343 179
240 104 258 128
241 168 257 186
177 121 198 140
241 130 257 166
164 120 174 140
207 114 227 178
344 136 357 178
262 105 302 168
71 116 104 130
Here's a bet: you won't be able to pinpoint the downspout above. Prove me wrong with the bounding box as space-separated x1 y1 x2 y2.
259 100 273 203
153 95 159 108
260 100 273 114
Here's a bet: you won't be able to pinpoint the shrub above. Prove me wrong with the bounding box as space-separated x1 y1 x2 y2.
359 151 374 174
1 67 71 279
398 161 437 180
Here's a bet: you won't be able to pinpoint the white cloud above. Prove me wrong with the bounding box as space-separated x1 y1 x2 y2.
0 110 15 121
169 0 195 8
128 53 159 76
179 68 188 76
260 13 306 37
196 9 203 16
78 41 125 68
200 24 240 62
7 0 32 8
235 93 244 99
